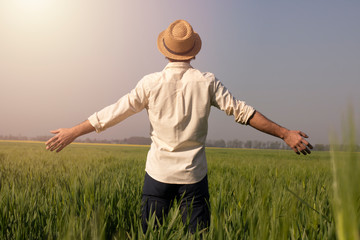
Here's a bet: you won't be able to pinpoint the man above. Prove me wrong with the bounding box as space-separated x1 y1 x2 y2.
45 19 313 233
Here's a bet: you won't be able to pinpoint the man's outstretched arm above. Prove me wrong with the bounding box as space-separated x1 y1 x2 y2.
248 111 313 155
45 120 95 152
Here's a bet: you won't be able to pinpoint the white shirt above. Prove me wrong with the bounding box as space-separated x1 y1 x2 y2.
88 62 255 184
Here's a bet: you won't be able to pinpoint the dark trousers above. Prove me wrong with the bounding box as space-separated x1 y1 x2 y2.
141 173 210 234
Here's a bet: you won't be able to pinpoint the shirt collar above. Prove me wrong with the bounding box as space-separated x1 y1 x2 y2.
164 62 193 70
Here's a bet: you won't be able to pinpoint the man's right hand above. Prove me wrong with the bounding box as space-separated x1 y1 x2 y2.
248 111 313 155
283 130 313 155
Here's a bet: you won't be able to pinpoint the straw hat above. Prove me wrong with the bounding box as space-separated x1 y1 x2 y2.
157 20 201 61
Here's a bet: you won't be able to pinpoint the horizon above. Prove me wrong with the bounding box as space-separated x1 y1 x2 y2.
1 0 359 145
0 133 345 149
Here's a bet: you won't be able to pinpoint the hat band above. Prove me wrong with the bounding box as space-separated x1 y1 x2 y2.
163 39 195 55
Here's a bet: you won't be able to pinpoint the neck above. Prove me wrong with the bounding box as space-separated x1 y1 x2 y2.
167 58 192 63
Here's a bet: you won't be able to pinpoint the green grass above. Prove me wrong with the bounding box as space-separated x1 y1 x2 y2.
330 109 360 240
0 141 355 239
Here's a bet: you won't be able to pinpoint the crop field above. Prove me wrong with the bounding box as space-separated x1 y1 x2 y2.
0 140 358 239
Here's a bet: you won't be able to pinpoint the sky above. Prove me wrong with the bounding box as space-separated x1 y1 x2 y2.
0 0 359 145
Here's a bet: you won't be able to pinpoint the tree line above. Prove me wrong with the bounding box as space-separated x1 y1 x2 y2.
206 139 335 151
0 134 342 151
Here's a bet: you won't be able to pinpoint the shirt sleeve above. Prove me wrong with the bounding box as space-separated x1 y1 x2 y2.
210 78 255 125
88 78 149 132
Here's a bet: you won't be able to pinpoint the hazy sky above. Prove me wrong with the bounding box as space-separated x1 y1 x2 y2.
1 0 359 144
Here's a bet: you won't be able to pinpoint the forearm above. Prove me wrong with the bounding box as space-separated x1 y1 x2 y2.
71 120 96 138
248 111 288 139
248 111 313 155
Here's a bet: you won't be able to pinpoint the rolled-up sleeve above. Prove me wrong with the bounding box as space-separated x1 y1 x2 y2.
210 78 255 125
88 78 149 132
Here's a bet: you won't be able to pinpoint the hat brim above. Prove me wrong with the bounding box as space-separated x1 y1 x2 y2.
157 31 202 61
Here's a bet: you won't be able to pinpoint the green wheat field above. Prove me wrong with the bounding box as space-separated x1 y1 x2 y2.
0 139 359 239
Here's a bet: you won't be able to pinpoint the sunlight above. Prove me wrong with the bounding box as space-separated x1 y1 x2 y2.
14 0 52 12
1 0 60 28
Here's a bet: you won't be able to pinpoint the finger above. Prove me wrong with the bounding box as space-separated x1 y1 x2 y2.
50 129 61 134
301 139 313 151
46 136 58 148
47 142 57 151
300 150 307 155
50 144 60 152
49 140 62 152
301 139 310 147
296 143 308 155
292 147 300 155
56 143 67 153
297 142 306 150
299 131 308 138
299 143 312 155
